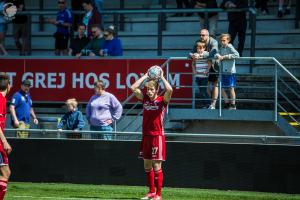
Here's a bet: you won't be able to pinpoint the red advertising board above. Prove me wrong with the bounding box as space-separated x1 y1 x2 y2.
0 58 193 103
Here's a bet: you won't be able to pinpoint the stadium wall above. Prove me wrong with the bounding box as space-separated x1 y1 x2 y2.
8 138 300 194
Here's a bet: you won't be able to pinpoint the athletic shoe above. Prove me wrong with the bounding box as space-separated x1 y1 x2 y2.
229 104 237 110
224 103 230 109
152 195 162 200
208 104 215 109
140 192 156 200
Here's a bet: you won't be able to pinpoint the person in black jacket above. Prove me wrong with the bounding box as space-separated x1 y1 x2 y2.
221 0 248 56
191 0 219 37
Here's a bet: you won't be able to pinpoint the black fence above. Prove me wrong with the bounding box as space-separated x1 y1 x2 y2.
8 138 300 194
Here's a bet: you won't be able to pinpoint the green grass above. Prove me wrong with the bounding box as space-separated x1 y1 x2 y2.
5 182 300 200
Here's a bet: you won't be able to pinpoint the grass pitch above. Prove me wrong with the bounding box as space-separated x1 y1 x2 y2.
5 182 300 200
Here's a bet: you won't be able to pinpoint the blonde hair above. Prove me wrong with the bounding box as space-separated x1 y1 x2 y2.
219 33 231 42
65 98 78 108
145 80 159 90
196 41 206 49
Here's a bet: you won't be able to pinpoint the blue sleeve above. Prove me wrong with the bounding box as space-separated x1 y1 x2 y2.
57 114 67 129
10 93 19 107
65 9 72 23
110 39 123 56
76 111 85 129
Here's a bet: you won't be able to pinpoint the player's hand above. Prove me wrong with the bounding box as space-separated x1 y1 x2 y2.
105 119 113 125
33 118 39 125
3 141 12 154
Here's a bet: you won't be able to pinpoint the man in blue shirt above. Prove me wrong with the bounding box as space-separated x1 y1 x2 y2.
9 80 38 137
99 25 123 56
48 0 72 55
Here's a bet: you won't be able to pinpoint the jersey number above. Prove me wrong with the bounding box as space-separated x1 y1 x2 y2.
152 147 158 155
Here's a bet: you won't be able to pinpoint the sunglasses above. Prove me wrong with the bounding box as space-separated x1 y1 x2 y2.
58 1 65 4
104 34 109 37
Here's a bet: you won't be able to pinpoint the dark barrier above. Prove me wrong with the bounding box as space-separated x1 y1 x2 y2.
8 139 300 194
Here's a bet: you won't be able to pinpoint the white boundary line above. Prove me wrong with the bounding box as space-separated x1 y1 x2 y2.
11 196 115 200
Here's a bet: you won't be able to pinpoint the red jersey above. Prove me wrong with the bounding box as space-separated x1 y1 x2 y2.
0 93 6 133
142 94 167 136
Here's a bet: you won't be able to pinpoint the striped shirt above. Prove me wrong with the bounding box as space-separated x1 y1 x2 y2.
193 59 209 78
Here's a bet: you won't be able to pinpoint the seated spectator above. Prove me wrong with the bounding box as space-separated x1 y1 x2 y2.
99 25 123 56
82 0 102 38
191 0 218 38
48 0 72 56
77 24 104 57
57 98 85 138
69 23 90 56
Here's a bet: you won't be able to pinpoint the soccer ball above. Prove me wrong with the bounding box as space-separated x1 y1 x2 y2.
147 65 162 80
3 3 17 20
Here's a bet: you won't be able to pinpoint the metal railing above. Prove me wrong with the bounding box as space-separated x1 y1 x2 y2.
118 56 300 134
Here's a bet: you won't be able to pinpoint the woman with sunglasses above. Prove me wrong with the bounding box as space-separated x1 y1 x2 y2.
99 25 123 56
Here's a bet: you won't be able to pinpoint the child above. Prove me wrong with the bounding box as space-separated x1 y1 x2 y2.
57 98 85 138
215 33 239 110
190 41 212 108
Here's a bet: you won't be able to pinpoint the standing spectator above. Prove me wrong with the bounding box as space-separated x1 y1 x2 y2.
191 29 219 109
77 24 104 57
221 0 248 56
130 68 173 200
173 0 192 17
191 0 218 37
82 0 102 38
69 23 90 56
215 33 240 110
190 41 212 108
99 25 123 56
9 80 39 138
71 0 84 31
9 0 29 55
0 1 8 56
0 73 12 200
57 98 85 138
48 0 72 56
255 0 269 15
86 80 123 140
278 0 291 17
93 0 104 13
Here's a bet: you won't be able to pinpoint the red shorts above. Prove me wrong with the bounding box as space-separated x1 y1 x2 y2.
139 135 166 161
0 146 8 166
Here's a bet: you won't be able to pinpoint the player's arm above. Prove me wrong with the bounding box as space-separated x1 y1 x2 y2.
160 70 173 103
130 74 149 101
0 129 11 154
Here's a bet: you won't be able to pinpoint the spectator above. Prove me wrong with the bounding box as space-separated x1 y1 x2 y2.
86 80 123 140
221 0 248 56
173 0 192 17
57 98 85 138
215 33 239 110
191 0 218 37
69 23 90 56
9 0 29 55
93 0 104 13
71 0 84 31
100 25 123 56
0 72 12 200
0 1 8 56
191 29 219 109
278 0 291 17
9 80 38 138
82 0 102 38
77 24 104 57
255 0 269 15
190 41 212 108
48 0 72 56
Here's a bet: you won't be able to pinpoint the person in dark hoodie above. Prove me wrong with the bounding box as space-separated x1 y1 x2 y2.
57 98 85 138
221 0 248 56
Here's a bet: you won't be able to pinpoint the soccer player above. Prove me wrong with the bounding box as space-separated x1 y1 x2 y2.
0 72 12 200
130 68 173 200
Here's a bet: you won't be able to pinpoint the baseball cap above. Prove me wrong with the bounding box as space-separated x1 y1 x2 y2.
22 80 32 86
